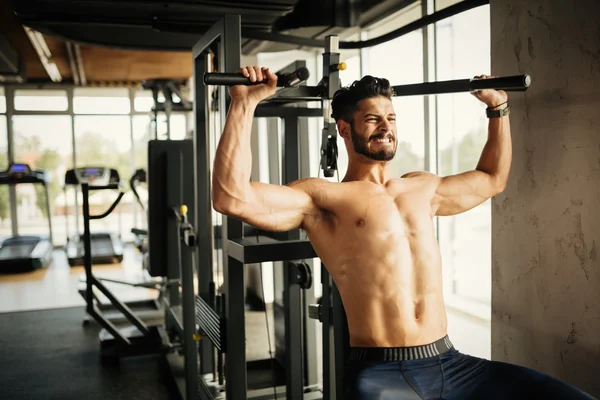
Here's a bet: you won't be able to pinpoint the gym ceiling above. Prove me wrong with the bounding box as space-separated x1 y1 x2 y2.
0 0 417 86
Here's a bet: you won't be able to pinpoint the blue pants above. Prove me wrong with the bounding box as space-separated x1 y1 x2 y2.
345 349 596 399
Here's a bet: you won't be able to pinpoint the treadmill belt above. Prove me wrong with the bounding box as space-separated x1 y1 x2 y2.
91 238 115 257
0 243 37 260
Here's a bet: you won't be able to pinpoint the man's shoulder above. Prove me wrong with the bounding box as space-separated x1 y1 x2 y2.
287 177 339 189
287 178 348 210
401 170 438 179
400 171 443 194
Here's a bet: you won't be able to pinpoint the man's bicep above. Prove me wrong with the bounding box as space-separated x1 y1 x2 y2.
435 170 500 216
229 180 316 232
249 180 315 211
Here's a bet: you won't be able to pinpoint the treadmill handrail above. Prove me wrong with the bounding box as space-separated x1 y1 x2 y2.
88 184 121 191
129 169 146 211
90 190 126 220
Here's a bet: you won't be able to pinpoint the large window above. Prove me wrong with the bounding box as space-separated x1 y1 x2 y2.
12 116 73 244
74 87 136 242
155 114 188 140
436 6 491 309
74 115 134 241
134 90 188 140
362 4 425 176
14 90 68 112
74 88 130 114
132 115 151 170
134 91 156 113
2 85 192 245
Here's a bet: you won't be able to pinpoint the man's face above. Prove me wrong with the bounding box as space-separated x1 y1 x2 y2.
347 96 397 161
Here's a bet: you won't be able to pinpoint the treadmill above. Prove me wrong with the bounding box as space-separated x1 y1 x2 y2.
64 167 124 266
0 163 54 273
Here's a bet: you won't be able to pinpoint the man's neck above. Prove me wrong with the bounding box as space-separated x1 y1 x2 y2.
342 160 392 185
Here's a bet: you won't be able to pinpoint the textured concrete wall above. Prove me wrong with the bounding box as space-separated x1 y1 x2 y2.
491 0 600 395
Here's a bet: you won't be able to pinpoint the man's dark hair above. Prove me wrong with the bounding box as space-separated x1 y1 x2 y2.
331 75 395 123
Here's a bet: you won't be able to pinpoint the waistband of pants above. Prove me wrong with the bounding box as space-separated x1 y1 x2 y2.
349 335 454 361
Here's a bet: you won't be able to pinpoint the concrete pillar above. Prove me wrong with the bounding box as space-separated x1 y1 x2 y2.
491 0 600 396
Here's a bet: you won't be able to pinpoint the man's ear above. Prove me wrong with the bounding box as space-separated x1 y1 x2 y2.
337 120 350 139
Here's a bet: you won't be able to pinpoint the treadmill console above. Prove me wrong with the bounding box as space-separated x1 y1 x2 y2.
9 163 31 175
0 163 50 184
65 167 121 186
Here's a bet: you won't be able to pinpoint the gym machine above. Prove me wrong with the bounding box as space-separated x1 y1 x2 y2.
146 139 198 398
198 10 531 400
71 168 162 325
75 138 200 391
193 15 349 400
77 163 173 360
0 163 54 273
64 167 124 266
140 78 193 140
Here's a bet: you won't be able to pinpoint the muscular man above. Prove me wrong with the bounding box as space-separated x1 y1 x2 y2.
212 66 594 399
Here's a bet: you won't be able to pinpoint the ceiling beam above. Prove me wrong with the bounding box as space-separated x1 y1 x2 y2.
73 43 86 85
65 41 80 85
23 26 62 82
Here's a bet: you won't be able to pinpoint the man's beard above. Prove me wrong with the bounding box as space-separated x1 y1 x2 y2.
350 124 396 161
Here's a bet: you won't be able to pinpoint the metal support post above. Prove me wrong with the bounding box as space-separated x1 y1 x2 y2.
321 36 346 400
192 13 244 399
320 36 341 178
194 44 216 378
225 256 246 400
320 266 333 400
220 14 245 400
282 115 303 400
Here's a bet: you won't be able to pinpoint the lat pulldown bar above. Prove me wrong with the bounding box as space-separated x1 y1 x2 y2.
204 66 310 87
204 71 531 97
392 74 531 97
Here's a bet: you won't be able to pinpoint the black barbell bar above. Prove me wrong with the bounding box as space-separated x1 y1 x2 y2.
203 72 531 97
392 74 531 97
204 66 310 87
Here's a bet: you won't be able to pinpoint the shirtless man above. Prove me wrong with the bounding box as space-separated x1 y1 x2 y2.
212 66 594 399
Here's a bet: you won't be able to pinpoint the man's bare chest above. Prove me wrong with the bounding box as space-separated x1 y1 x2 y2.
310 187 434 235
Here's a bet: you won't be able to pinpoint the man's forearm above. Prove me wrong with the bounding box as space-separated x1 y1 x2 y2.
212 99 258 209
476 112 512 189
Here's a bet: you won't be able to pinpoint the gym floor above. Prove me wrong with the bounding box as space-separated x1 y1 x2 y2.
0 247 179 400
0 248 156 314
0 245 278 400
